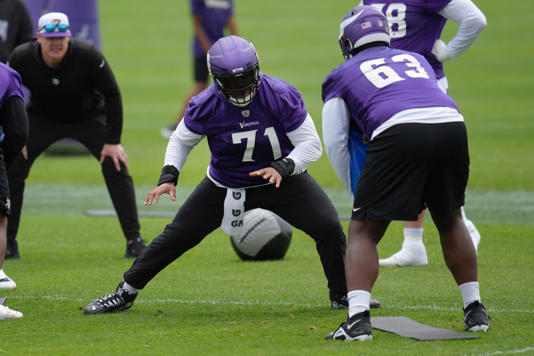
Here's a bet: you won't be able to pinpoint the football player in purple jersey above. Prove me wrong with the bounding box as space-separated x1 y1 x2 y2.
0 62 28 319
83 35 382 315
345 0 486 267
161 0 238 139
323 6 489 340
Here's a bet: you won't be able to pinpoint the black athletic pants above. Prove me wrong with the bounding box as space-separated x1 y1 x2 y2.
124 173 347 298
7 114 140 245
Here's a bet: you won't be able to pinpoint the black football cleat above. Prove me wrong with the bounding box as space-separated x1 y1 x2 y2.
326 310 373 341
464 300 490 332
5 241 20 259
84 282 138 315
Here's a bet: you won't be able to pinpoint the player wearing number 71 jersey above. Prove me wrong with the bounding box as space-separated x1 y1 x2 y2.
322 6 489 340
83 35 376 316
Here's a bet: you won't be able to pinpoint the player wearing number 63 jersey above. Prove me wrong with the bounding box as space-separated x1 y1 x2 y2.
83 35 380 316
323 6 488 341
351 0 486 267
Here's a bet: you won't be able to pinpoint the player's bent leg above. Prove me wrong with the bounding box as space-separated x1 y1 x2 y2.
432 209 477 284
433 207 484 333
6 156 29 259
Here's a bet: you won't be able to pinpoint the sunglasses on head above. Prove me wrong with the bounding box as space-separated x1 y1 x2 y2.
41 23 70 33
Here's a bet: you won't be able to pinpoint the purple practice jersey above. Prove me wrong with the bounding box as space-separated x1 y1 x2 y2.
322 46 458 141
363 0 451 78
0 62 24 142
0 63 23 107
184 73 307 188
191 0 233 57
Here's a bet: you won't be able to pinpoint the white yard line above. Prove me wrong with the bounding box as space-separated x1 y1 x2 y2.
472 347 534 355
8 294 534 313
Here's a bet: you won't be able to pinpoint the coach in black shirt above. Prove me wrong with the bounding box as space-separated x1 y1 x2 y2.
6 12 146 259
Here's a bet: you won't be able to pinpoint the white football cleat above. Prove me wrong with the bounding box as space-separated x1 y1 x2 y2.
0 304 23 320
379 242 428 267
0 269 16 290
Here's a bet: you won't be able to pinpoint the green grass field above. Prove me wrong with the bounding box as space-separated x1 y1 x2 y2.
2 0 534 355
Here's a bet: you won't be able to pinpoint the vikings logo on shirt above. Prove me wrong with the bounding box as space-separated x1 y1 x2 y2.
238 120 259 129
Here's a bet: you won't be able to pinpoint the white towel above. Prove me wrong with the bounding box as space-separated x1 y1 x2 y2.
221 188 246 236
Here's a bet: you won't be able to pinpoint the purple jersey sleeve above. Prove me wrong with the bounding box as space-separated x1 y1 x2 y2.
0 63 24 107
363 0 451 78
184 74 307 188
322 46 458 140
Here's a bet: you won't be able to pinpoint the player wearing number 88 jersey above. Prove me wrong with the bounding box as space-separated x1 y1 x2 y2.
83 35 368 316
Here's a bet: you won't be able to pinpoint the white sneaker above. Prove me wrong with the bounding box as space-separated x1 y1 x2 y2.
0 304 23 320
379 242 428 267
0 269 16 290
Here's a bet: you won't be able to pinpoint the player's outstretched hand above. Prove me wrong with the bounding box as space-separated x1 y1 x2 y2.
249 167 282 188
145 182 176 206
100 143 129 171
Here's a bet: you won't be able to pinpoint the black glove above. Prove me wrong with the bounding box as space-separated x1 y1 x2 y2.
157 165 179 186
270 157 295 177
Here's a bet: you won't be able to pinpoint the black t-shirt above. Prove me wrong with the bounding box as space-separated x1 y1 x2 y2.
8 38 123 144
0 0 33 63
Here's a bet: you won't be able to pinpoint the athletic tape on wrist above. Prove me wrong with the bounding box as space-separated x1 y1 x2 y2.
158 165 179 186
270 157 295 177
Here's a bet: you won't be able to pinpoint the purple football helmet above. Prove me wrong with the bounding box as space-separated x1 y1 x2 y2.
207 36 260 107
339 5 390 60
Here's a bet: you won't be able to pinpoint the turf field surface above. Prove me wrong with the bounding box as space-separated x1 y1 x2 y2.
2 0 533 354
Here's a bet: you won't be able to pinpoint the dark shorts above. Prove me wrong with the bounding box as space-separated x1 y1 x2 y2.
0 149 10 215
193 55 209 83
352 122 469 221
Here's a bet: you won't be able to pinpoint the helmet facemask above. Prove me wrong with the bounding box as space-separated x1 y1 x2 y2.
212 64 260 107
